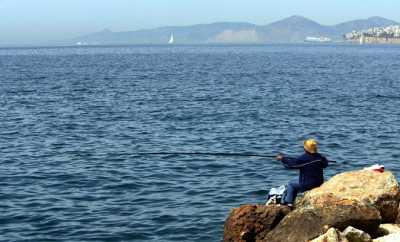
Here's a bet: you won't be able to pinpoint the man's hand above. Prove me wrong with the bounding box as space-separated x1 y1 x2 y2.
276 154 283 161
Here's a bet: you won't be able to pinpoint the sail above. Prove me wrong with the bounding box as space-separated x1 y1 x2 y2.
360 35 365 45
168 34 174 44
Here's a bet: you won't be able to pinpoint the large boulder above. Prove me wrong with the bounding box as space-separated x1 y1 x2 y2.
299 170 400 223
263 198 381 242
223 204 290 242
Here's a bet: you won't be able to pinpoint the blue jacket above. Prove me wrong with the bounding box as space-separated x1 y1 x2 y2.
282 152 328 189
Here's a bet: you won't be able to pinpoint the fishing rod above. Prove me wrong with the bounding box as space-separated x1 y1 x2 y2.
136 152 337 163
135 152 276 158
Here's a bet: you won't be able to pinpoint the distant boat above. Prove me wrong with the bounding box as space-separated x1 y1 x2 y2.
76 41 88 46
168 34 174 44
304 36 332 43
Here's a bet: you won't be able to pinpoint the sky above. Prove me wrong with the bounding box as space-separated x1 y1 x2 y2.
1 0 399 44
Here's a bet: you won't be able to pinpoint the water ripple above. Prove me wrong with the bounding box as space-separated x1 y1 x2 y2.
0 44 400 241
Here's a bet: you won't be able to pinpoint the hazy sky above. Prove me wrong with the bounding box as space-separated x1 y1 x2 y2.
1 0 399 44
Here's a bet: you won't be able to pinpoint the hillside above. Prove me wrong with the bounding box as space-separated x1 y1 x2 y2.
333 16 398 34
70 16 399 45
258 15 336 42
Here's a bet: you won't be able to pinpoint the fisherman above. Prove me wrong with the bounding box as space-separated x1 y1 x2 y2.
276 139 328 208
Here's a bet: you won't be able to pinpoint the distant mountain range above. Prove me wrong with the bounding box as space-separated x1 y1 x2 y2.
70 16 399 45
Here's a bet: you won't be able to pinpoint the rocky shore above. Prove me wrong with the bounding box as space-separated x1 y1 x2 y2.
223 169 400 242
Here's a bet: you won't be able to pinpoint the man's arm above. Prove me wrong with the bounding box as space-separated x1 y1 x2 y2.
276 154 306 169
321 156 329 168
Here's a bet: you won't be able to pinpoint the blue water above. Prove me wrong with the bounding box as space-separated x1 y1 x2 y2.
1 44 400 241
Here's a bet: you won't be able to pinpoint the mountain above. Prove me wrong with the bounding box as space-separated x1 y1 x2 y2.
333 16 398 34
73 22 257 45
70 16 399 45
258 15 335 42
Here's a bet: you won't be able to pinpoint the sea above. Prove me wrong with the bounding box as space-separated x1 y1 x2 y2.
1 44 400 242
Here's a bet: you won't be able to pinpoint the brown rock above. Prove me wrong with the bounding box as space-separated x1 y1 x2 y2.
263 198 381 242
223 169 400 242
311 228 349 242
299 170 400 223
223 204 290 242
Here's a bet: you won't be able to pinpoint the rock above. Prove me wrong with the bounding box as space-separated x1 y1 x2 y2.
373 233 400 242
377 224 400 236
299 170 400 223
263 198 381 242
342 226 372 242
310 228 349 242
223 169 400 242
223 204 290 242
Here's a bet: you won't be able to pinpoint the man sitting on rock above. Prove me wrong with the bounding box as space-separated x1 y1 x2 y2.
276 139 329 208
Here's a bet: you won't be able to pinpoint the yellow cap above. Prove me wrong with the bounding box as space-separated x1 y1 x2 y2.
304 139 318 154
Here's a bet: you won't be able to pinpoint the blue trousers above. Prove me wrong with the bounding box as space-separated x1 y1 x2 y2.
284 179 305 204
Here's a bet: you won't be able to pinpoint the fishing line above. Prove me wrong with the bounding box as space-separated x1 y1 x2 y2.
135 152 337 163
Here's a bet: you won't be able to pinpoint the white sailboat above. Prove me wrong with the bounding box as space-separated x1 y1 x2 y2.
360 34 365 45
168 33 174 44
